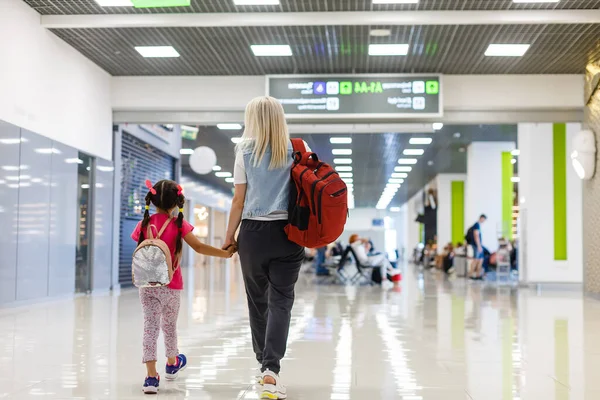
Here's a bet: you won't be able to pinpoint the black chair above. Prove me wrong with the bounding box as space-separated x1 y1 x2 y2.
320 246 352 284
348 247 375 285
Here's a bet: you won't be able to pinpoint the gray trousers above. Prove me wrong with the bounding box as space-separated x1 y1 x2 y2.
238 219 304 374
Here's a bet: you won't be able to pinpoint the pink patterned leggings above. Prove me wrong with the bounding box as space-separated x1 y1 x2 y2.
139 286 181 363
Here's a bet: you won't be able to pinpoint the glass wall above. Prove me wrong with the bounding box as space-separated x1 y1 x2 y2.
0 120 115 304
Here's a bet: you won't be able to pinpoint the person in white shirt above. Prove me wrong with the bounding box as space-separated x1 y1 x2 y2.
349 234 397 289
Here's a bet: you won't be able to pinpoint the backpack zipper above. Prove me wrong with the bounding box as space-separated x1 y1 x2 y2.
311 171 336 214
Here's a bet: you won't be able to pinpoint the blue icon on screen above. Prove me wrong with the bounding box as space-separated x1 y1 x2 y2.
313 81 326 95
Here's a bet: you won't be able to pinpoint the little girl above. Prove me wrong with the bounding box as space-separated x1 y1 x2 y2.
131 179 235 394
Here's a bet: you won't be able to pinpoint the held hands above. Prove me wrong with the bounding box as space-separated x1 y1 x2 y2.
222 238 238 258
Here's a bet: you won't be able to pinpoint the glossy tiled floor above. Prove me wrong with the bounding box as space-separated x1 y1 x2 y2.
2 260 600 400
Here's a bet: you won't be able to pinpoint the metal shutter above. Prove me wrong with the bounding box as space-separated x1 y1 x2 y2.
119 131 175 286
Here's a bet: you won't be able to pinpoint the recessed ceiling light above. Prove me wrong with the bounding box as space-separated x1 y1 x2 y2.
391 173 408 178
390 207 401 212
403 149 425 156
389 178 404 184
511 158 517 164
370 29 392 37
459 147 466 153
217 123 242 130
94 0 133 6
409 138 432 145
336 166 353 172
398 158 418 165
135 46 180 58
334 158 352 164
215 172 232 178
511 177 521 183
338 172 353 178
332 149 352 156
212 165 222 171
225 177 235 183
485 44 530 57
251 45 293 57
368 44 409 56
180 148 194 155
433 123 444 130
231 137 243 144
372 0 419 3
343 178 354 184
2 165 29 170
511 149 520 156
453 132 461 138
234 0 279 4
395 166 412 172
387 184 401 189
427 160 434 166
513 0 558 3
330 137 352 144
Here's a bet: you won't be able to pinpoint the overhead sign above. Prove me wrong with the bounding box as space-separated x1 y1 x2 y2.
267 75 442 119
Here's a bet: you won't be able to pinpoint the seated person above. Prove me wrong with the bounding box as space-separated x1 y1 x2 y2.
442 243 455 274
349 234 399 288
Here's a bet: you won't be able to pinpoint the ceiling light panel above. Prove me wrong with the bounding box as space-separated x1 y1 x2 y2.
395 166 412 172
330 137 352 144
485 44 531 57
234 0 279 4
372 0 419 3
94 0 132 6
433 123 444 130
368 44 409 56
333 158 352 164
251 45 292 57
215 172 232 178
513 0 558 2
217 123 242 130
135 46 180 58
398 158 418 165
332 149 352 156
391 173 407 178
409 138 433 145
403 149 425 156
336 166 353 172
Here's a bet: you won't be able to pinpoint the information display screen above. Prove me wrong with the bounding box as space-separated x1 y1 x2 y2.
267 75 442 119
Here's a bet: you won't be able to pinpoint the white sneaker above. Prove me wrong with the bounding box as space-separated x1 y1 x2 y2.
260 369 287 399
381 280 394 290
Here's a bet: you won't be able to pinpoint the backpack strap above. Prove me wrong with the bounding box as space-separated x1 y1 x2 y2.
156 217 173 239
291 138 306 153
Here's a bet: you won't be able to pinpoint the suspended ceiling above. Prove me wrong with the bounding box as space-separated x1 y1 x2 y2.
182 125 517 207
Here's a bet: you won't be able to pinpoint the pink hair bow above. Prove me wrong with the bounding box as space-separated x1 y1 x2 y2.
177 185 183 196
145 179 157 195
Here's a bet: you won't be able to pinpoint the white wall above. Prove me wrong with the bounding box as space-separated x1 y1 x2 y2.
111 75 584 115
518 123 583 283
0 0 113 160
466 142 515 252
436 174 467 253
399 192 422 261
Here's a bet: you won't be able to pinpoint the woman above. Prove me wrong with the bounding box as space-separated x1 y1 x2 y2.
349 234 397 289
223 96 309 400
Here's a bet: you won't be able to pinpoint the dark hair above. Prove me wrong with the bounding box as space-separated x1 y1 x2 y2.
480 214 487 220
137 179 186 258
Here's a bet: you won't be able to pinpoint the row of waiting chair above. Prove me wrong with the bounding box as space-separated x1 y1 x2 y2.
319 246 375 285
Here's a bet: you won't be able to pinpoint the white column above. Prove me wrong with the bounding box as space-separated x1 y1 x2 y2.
518 123 583 283
436 174 467 253
466 141 515 252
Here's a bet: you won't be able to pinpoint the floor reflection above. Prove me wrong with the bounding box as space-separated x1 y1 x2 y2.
0 261 598 399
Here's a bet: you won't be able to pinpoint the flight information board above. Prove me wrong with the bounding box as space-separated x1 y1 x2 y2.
267 75 442 119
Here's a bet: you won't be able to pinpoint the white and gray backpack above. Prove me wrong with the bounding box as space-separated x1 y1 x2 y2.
132 218 175 288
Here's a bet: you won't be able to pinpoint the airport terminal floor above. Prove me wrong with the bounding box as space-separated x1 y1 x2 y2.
1 259 598 400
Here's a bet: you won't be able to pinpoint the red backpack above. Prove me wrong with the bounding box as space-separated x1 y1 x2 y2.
285 139 348 248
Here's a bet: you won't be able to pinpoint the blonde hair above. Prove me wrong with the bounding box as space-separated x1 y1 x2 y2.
239 96 290 169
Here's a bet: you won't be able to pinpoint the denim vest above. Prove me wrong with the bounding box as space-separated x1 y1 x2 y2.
241 142 294 220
